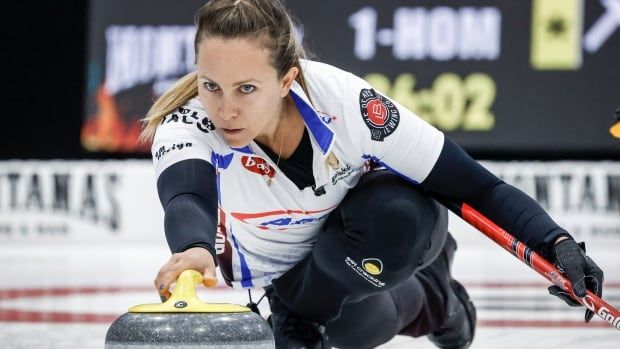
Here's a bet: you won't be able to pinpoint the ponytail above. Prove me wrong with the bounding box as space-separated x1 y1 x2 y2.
139 71 199 142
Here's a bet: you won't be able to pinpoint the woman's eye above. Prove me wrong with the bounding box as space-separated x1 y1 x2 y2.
204 82 219 91
240 85 255 93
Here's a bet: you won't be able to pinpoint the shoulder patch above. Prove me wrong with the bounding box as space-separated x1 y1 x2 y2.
359 89 400 141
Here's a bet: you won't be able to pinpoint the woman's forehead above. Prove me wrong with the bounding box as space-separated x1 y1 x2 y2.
197 37 277 82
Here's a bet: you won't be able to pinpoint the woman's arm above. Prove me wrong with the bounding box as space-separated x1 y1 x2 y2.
422 138 604 322
154 158 220 301
149 100 222 300
421 137 569 258
157 159 218 258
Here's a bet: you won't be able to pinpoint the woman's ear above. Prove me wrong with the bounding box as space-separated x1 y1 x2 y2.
280 66 299 97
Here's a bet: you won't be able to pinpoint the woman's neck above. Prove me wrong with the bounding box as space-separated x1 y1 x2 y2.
256 96 305 159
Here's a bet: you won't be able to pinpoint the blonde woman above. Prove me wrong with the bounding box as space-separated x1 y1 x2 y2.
144 1 604 348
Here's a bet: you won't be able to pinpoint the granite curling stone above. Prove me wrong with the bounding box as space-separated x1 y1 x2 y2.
105 270 274 349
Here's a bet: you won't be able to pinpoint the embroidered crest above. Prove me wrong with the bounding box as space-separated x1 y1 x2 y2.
359 89 400 141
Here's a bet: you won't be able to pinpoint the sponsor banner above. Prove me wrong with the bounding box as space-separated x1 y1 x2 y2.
453 161 620 245
84 0 620 155
0 160 617 244
0 161 164 244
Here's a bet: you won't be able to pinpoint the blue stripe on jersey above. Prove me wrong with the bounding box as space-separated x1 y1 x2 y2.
211 151 234 205
290 90 334 155
362 154 420 185
211 152 222 205
230 231 253 288
211 152 235 169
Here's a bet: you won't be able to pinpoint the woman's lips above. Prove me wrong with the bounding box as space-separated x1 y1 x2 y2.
221 128 243 135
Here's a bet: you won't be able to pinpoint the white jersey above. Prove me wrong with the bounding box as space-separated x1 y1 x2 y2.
152 60 444 288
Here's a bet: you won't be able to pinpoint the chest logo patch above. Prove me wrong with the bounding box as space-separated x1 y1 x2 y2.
241 156 276 179
359 89 400 141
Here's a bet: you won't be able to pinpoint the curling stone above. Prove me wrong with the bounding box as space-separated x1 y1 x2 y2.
105 270 274 348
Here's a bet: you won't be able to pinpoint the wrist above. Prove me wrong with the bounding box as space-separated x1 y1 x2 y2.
181 243 218 266
554 235 570 245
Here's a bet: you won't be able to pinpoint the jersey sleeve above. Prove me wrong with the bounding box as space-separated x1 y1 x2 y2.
151 102 220 256
151 102 218 179
342 72 445 184
341 72 569 256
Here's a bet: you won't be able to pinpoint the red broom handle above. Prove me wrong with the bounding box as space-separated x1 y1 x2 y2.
448 200 619 331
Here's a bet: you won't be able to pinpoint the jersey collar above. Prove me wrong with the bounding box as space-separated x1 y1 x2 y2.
289 80 335 156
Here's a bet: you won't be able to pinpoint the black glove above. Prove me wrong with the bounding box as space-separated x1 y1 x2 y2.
548 239 604 322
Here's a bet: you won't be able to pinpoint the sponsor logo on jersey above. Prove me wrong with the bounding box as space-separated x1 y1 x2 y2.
241 156 276 179
331 164 354 186
359 89 400 141
161 107 216 134
154 142 193 160
362 258 383 275
231 207 334 230
317 110 338 124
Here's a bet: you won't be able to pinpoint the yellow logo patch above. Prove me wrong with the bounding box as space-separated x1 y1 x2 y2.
362 258 383 275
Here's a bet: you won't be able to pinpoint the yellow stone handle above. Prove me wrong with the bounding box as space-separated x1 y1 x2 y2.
129 270 250 313
172 270 203 300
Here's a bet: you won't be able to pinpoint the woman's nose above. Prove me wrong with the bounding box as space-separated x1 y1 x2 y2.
218 97 238 120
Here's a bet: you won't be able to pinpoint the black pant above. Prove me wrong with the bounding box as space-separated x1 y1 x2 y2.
272 170 450 348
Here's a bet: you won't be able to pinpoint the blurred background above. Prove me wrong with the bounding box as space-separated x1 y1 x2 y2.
2 0 619 348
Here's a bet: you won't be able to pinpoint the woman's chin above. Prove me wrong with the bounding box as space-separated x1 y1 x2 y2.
217 130 251 148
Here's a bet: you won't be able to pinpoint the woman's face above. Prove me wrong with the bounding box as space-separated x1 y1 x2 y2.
196 36 291 147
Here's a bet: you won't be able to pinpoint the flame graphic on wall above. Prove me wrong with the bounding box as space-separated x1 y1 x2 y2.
81 86 150 152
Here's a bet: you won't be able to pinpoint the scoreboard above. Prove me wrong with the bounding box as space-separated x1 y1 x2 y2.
84 0 620 156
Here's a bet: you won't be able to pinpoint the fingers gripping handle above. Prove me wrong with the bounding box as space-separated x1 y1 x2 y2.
132 270 250 313
174 270 204 299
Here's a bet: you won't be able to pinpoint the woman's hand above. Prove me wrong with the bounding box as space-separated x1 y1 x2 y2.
548 238 604 322
154 247 218 302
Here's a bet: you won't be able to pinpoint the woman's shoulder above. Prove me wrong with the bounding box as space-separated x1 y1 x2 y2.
301 59 350 76
153 97 223 148
301 59 370 99
300 59 355 96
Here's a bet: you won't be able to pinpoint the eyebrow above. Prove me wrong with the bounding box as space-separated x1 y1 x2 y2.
199 75 261 85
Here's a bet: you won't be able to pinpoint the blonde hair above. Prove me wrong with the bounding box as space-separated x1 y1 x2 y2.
140 72 199 141
140 0 310 142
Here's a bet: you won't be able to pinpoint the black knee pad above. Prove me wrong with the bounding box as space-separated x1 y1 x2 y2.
337 171 448 275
